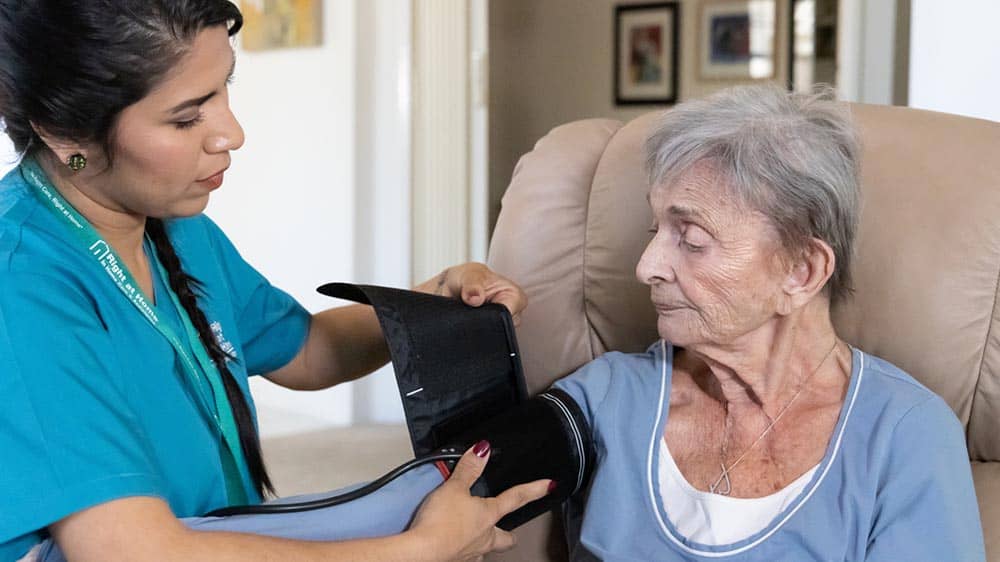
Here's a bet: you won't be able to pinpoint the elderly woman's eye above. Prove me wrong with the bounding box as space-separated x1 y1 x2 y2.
681 239 704 252
680 224 710 252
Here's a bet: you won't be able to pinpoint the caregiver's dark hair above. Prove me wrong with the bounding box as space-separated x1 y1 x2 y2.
0 1 274 498
0 0 242 154
147 217 275 498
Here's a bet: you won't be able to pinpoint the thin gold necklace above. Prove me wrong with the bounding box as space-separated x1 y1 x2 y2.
708 340 839 496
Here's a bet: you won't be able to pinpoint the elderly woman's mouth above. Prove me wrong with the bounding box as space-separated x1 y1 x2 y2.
653 303 688 312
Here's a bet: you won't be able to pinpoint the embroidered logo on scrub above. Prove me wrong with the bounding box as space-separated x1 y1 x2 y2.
210 321 237 363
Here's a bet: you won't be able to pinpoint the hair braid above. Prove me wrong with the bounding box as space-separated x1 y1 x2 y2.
146 218 274 499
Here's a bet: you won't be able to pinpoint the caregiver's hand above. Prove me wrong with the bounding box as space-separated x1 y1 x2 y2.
408 441 552 562
416 263 528 326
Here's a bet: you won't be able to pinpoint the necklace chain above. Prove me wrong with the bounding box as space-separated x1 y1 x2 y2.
708 340 840 496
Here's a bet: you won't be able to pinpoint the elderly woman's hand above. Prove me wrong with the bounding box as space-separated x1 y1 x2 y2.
416 263 527 325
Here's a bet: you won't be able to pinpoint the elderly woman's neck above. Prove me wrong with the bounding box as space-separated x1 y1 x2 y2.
686 300 842 413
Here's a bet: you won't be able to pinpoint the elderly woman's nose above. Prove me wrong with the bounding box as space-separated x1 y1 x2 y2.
636 240 675 284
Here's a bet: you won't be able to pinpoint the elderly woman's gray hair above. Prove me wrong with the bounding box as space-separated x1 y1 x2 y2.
644 84 861 304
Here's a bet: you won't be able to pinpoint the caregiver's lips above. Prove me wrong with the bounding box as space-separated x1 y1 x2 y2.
197 167 228 189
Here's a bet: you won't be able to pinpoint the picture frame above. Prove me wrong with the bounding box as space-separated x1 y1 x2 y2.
240 0 323 52
698 0 776 80
788 0 838 92
614 2 680 105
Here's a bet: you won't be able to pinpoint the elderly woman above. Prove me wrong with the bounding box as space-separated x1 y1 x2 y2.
553 86 985 560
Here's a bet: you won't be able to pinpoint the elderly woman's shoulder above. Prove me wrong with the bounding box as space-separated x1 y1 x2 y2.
555 342 667 405
552 342 667 426
599 341 667 377
853 349 963 433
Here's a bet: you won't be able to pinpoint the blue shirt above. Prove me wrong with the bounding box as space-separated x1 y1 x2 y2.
0 165 312 560
555 341 986 561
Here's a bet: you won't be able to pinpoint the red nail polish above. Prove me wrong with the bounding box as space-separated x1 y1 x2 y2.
473 440 491 458
548 480 558 494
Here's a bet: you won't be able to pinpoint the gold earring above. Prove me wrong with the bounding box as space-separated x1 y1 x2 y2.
67 153 87 172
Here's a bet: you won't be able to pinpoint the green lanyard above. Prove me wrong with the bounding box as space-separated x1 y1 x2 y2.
21 157 250 506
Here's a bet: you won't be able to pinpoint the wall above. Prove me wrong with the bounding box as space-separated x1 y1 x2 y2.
0 129 15 177
908 0 1000 122
351 0 412 425
489 0 791 228
207 0 358 437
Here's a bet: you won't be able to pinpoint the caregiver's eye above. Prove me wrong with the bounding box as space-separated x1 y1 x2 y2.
174 113 204 130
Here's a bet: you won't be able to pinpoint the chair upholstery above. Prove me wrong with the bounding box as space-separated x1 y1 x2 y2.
486 104 1000 560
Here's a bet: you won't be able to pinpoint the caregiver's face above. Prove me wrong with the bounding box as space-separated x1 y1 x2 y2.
95 26 244 219
635 161 788 347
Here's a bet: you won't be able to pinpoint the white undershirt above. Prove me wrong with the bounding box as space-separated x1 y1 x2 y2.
658 437 819 546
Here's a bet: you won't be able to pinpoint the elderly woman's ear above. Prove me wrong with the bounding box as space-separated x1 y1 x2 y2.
777 238 837 315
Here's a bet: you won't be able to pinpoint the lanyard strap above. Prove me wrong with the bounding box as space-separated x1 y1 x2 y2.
21 157 250 505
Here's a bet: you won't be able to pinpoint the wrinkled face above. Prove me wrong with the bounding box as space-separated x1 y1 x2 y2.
635 162 789 347
89 26 244 218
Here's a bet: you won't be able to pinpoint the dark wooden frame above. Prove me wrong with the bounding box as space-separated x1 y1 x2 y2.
787 0 798 89
614 2 681 105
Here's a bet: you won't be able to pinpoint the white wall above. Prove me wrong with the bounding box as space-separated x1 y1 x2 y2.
0 130 16 177
350 0 411 425
908 0 1000 122
208 0 359 438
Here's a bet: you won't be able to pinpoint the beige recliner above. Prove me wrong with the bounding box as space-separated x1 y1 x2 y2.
486 104 1000 560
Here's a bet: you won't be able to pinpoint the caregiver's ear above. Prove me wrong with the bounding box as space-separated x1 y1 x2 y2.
30 122 93 167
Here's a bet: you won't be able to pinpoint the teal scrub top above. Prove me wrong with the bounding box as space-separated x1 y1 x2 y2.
0 164 312 560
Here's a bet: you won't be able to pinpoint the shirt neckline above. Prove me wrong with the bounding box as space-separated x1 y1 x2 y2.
645 340 867 557
658 436 820 505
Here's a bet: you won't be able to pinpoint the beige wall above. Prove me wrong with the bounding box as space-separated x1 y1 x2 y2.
489 0 791 229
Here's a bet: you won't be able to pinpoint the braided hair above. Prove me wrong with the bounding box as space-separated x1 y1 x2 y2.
147 218 274 497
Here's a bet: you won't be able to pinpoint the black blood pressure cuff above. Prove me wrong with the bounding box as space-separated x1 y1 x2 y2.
317 283 594 530
444 387 593 529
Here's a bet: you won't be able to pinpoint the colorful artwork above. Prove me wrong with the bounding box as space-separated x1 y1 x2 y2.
240 0 323 51
629 25 664 84
699 0 775 80
615 3 679 105
709 14 751 64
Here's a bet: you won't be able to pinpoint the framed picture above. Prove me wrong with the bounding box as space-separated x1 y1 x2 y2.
240 0 323 51
788 0 838 92
614 2 680 105
699 0 776 80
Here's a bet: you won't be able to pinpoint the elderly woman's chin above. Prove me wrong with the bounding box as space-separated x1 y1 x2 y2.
654 310 702 347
